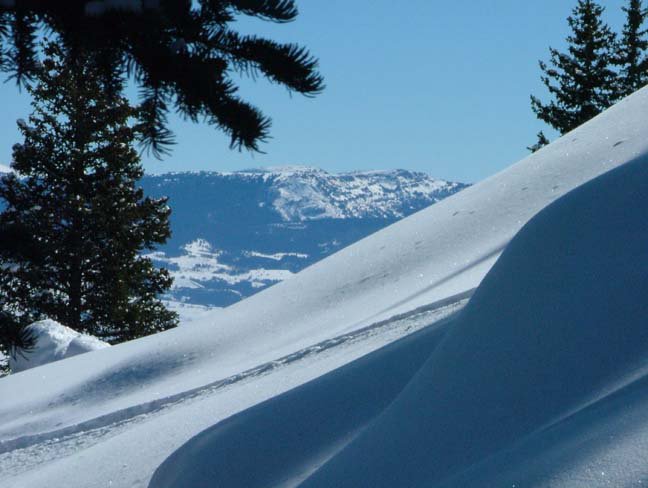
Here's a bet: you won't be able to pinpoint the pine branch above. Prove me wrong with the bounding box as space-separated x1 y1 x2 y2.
226 34 324 94
5 10 38 87
221 0 298 23
135 86 176 160
0 1 324 156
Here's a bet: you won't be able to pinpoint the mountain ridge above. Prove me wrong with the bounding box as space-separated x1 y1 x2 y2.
141 167 467 310
144 166 464 222
0 164 466 311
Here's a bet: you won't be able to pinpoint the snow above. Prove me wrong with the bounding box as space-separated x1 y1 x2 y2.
162 300 220 325
1 86 648 487
148 239 296 290
264 167 461 221
155 166 464 222
151 155 648 488
142 167 464 306
9 320 109 373
0 163 11 173
242 251 309 261
294 154 648 487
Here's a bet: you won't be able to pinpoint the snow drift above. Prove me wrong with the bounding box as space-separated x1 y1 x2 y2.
9 320 109 373
301 153 648 487
151 152 648 488
3 86 648 488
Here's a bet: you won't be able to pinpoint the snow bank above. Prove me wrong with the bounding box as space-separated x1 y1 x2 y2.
2 85 648 451
9 320 109 373
3 87 648 488
152 153 648 488
302 155 648 486
149 321 452 488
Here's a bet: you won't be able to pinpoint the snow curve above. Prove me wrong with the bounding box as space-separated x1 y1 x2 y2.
3 86 648 448
301 154 648 486
4 87 648 488
151 152 648 488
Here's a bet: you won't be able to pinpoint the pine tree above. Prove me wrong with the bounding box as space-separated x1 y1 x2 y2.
0 1 324 156
0 207 41 372
615 0 648 98
527 131 550 153
0 43 178 347
0 315 32 375
530 0 617 135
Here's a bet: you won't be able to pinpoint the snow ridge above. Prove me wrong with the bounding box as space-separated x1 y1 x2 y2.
0 291 469 479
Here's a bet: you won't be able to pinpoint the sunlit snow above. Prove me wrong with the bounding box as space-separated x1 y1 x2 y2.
2 85 648 488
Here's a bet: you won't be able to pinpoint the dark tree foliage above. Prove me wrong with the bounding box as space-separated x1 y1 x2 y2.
0 43 178 349
530 0 617 135
0 313 34 375
0 221 39 373
527 131 550 153
615 0 648 98
0 1 324 157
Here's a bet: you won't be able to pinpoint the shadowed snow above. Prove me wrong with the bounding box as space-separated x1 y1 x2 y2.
3 87 648 488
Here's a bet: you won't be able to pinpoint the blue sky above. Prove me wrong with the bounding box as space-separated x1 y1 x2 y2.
0 1 628 183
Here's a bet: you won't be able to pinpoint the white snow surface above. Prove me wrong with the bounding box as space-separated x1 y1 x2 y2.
0 163 11 173
242 250 309 261
2 87 648 487
152 151 648 488
297 155 648 487
162 301 220 325
146 239 296 290
8 320 109 373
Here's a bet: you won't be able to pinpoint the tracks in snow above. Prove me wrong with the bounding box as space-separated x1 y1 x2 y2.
0 290 472 478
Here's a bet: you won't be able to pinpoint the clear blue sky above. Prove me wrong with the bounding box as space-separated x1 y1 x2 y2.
0 1 628 183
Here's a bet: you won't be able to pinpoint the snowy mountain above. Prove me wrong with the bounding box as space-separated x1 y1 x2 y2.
141 167 466 309
2 87 648 488
0 163 10 173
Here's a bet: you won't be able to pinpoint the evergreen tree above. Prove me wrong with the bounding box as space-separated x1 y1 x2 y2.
0 215 40 373
530 0 617 135
0 314 33 375
527 131 550 153
0 1 324 156
615 0 648 98
0 43 178 347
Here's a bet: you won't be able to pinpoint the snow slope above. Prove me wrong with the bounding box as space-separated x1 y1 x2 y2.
2 86 648 487
151 151 648 488
300 153 648 487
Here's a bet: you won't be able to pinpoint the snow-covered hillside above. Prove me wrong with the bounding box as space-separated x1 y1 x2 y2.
1 85 648 488
142 168 465 309
152 156 648 488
